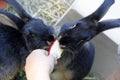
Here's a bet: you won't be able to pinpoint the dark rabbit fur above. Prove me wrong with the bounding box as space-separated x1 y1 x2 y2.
0 0 55 80
0 0 120 80
52 0 120 80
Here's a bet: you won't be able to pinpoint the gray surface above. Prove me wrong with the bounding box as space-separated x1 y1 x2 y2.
92 33 120 80
55 9 82 26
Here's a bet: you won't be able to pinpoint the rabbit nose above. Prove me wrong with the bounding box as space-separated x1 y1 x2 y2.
48 34 55 42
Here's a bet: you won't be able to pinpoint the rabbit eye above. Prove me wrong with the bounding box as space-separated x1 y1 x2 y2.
70 24 76 29
77 40 84 45
28 33 36 39
30 34 35 38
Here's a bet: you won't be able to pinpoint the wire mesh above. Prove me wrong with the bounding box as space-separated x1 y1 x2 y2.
15 0 74 25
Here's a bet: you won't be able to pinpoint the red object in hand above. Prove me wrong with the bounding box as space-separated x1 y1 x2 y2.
48 39 62 59
48 39 57 55
0 0 8 9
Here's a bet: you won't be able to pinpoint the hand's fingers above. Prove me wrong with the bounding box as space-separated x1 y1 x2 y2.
26 49 48 63
45 55 55 74
25 49 57 75
31 49 48 55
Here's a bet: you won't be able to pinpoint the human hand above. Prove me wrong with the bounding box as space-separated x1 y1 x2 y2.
0 0 8 9
25 49 57 80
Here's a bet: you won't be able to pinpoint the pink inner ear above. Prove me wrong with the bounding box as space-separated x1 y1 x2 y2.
48 39 57 55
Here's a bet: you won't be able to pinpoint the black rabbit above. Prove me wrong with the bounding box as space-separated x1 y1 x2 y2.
0 0 55 80
51 0 120 80
1 0 120 80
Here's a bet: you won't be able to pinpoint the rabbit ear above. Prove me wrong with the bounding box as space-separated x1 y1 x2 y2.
83 0 114 21
0 11 24 30
5 0 32 22
97 19 120 34
0 14 18 29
